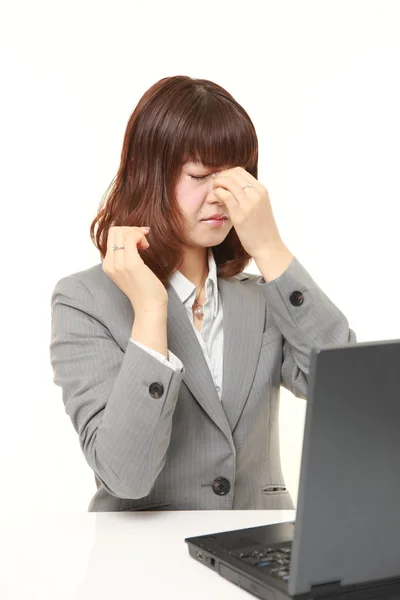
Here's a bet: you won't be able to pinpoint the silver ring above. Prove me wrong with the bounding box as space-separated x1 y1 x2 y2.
112 245 125 251
242 182 252 190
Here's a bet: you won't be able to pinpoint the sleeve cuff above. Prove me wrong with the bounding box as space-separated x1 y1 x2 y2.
129 339 184 373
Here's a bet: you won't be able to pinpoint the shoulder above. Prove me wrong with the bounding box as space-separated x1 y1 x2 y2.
51 262 113 306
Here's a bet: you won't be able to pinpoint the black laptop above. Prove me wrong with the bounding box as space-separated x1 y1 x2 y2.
185 338 400 600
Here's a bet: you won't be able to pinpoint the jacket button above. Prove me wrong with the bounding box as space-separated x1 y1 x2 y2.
212 477 231 496
289 291 304 306
149 382 164 399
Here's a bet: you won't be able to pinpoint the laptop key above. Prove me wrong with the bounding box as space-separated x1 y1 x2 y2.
272 552 286 560
258 551 272 558
255 560 272 567
271 568 289 578
241 556 260 566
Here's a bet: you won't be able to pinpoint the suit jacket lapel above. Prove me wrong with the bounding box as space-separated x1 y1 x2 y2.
218 275 266 432
166 274 266 440
166 283 233 444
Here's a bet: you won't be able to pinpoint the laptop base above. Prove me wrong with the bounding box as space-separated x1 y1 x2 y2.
185 522 400 600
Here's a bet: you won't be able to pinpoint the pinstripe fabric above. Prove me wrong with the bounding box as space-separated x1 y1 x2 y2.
49 255 356 511
130 249 225 404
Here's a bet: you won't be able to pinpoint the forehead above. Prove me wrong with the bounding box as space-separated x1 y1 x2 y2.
184 161 202 167
183 160 230 170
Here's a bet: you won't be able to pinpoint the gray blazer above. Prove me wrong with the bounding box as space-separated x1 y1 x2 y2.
50 257 356 512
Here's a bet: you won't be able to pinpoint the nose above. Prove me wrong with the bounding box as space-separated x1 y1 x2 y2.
207 189 223 207
207 172 221 202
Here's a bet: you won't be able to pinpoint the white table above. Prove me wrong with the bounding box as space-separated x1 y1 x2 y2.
2 510 295 599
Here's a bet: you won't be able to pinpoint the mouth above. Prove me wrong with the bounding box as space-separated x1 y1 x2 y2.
200 214 229 222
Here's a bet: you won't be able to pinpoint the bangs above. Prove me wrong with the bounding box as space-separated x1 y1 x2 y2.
91 75 255 281
179 92 258 171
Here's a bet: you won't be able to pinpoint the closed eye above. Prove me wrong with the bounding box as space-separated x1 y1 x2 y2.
190 174 209 180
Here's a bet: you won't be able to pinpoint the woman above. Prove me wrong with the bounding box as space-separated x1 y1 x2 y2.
50 75 356 512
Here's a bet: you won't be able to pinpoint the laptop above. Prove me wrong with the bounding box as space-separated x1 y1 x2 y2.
185 338 400 600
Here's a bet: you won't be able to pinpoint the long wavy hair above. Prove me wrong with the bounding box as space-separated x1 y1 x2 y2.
90 75 259 285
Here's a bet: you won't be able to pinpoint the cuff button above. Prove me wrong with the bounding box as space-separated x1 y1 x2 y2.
289 291 304 306
149 382 164 399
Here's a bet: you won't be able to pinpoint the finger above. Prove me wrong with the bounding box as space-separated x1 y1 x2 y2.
118 226 150 246
217 178 253 206
119 226 150 230
231 169 264 200
121 228 150 266
214 168 262 198
106 227 148 269
135 227 151 249
137 231 150 250
213 188 243 222
215 170 258 202
113 228 126 270
233 166 261 189
114 226 150 246
120 226 150 233
106 226 116 256
224 166 262 191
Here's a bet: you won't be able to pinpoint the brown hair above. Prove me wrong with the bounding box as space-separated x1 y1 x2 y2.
90 75 259 285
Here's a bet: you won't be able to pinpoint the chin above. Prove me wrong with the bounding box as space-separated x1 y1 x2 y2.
199 232 230 245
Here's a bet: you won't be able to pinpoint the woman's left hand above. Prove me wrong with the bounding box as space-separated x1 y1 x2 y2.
212 166 285 260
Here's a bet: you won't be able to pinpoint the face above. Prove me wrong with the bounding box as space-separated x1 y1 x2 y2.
175 161 233 248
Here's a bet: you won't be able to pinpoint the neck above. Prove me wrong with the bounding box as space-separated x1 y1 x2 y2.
179 247 209 288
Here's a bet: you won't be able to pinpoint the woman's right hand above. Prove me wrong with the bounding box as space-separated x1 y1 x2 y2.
102 226 168 314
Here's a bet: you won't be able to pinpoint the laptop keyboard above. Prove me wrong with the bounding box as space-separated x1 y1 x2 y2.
229 545 292 582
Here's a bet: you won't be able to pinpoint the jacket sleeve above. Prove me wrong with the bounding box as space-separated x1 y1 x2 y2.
257 257 357 399
49 275 185 499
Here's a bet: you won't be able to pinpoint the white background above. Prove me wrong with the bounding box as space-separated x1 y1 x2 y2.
1 0 399 513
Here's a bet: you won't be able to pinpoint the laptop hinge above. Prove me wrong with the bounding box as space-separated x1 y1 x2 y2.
310 581 342 598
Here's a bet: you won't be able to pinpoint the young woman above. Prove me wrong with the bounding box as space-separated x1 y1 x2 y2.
50 75 356 512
